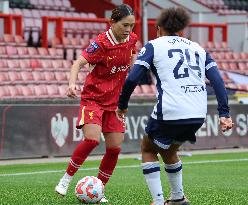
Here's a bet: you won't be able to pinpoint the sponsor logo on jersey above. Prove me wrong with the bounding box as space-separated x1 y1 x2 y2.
110 65 129 74
86 41 100 53
181 85 205 93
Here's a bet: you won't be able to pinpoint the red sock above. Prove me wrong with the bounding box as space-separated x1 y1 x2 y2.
66 138 99 176
97 147 121 185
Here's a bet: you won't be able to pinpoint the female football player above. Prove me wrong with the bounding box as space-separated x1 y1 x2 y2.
55 4 137 203
117 7 233 205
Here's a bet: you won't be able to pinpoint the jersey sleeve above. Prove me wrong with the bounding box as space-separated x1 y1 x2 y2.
205 52 230 117
134 42 154 70
205 52 217 70
82 40 104 64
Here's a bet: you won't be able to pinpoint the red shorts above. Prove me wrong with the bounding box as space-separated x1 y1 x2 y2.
76 105 125 133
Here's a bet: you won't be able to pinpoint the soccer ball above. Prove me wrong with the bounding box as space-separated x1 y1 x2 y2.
75 176 104 203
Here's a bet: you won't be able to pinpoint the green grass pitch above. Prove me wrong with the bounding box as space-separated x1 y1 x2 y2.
0 152 248 205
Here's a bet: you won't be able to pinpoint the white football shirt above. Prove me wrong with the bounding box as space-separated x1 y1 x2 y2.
135 36 217 120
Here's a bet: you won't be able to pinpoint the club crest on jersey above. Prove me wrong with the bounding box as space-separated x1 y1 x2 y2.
86 41 99 53
138 47 146 57
89 111 94 119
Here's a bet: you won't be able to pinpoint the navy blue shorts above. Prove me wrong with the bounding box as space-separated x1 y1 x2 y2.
145 117 204 149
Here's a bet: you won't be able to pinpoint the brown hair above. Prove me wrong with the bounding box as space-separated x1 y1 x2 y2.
156 7 190 34
111 4 134 22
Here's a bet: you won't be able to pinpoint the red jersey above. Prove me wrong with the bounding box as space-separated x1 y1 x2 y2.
81 29 137 111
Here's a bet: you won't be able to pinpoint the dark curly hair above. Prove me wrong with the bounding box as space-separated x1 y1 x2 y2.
111 4 134 22
156 7 191 34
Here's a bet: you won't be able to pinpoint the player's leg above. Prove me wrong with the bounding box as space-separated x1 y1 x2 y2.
141 136 165 205
55 105 103 196
158 144 187 204
98 132 123 186
96 111 125 203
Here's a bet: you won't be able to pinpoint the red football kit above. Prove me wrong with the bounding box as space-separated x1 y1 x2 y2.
76 29 137 132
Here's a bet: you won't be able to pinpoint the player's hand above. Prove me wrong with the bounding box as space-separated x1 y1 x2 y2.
219 117 234 132
116 108 128 122
67 83 80 98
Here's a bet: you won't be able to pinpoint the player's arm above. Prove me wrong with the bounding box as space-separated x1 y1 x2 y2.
117 43 154 117
67 55 88 98
205 52 234 131
118 64 149 109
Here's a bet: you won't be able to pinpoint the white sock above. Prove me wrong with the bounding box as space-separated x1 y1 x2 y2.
62 172 73 181
142 161 164 205
164 160 184 200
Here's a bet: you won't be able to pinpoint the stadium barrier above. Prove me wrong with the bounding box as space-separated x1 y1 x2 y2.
148 20 228 43
0 101 247 159
41 16 109 48
0 13 22 35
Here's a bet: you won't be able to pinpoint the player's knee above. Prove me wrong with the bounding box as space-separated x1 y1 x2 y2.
141 137 157 154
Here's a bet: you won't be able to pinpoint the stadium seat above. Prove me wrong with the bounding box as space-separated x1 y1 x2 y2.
48 48 63 59
32 71 45 81
43 71 56 81
0 72 9 83
58 84 68 96
0 46 7 58
37 47 50 58
20 71 33 81
63 60 72 69
27 47 39 58
46 84 60 96
54 72 67 81
65 48 74 60
238 62 247 71
31 8 41 18
52 60 64 70
17 47 29 58
7 60 20 69
20 59 31 69
41 59 53 69
71 38 83 49
132 86 143 96
220 62 229 70
0 59 8 70
140 84 155 96
224 52 233 60
8 71 21 82
17 85 34 97
3 34 16 46
34 84 48 97
6 46 18 58
221 72 232 83
65 72 70 80
0 86 10 98
30 59 41 69
14 35 27 47
229 62 238 70
240 52 247 60
8 85 22 97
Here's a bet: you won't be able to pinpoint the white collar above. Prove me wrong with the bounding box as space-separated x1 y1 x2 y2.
106 28 130 46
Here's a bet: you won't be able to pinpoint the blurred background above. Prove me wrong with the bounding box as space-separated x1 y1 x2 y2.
0 0 247 160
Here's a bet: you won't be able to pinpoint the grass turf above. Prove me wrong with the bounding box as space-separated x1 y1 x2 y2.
0 152 248 205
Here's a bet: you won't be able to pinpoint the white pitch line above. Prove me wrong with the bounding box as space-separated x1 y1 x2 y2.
0 158 248 177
